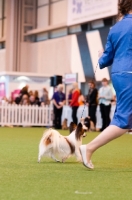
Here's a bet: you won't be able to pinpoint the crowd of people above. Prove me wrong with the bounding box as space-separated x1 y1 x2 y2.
0 79 116 131
52 78 116 131
1 85 50 106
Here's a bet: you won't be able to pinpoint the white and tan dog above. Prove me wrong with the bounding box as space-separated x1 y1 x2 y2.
38 117 90 163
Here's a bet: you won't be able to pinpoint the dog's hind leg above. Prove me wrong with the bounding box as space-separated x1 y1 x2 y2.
38 150 45 163
38 154 42 163
38 148 46 163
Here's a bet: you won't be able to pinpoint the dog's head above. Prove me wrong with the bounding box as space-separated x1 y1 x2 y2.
69 117 90 141
82 117 91 130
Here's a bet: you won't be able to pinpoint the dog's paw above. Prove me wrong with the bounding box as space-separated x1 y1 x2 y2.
77 158 83 163
56 159 61 163
62 157 67 163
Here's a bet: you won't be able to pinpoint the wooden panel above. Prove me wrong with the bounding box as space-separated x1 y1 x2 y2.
25 0 34 6
37 6 49 28
4 0 7 17
0 0 3 19
3 18 6 37
20 36 72 75
38 0 49 6
51 0 61 2
24 7 34 24
50 0 67 25
22 0 37 38
0 49 6 71
0 20 2 38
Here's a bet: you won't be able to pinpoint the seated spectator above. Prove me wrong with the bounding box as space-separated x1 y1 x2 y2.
29 90 33 97
40 88 49 106
8 96 15 105
34 90 40 106
29 95 38 106
15 85 29 105
20 85 29 97
15 93 21 105
1 96 8 104
21 94 29 105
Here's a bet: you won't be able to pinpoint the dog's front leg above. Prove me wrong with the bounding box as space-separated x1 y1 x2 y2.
75 149 82 162
51 154 60 162
62 156 68 163
62 154 71 163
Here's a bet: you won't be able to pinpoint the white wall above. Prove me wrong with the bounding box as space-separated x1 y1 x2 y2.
20 35 72 75
37 0 68 28
20 34 86 83
37 5 49 28
50 0 67 25
70 35 85 82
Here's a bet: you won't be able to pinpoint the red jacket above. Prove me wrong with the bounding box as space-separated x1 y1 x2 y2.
70 90 80 107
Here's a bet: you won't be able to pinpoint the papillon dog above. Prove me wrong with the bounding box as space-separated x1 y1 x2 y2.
38 117 90 163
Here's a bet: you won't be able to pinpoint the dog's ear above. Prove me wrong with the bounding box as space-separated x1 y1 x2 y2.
75 123 83 140
69 122 77 134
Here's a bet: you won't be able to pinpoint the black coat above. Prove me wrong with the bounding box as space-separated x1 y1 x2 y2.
86 88 98 106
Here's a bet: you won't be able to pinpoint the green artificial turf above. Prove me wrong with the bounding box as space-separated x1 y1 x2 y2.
0 127 132 200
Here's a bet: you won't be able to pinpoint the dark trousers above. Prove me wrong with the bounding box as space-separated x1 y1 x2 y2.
100 103 111 131
72 106 78 125
89 105 97 127
53 106 63 129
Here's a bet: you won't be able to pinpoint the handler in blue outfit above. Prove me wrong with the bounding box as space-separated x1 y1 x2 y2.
80 0 132 169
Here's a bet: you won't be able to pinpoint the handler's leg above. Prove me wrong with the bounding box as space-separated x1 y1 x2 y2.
80 125 127 168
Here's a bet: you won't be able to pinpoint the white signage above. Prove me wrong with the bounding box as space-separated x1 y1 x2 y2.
65 73 78 84
67 0 118 26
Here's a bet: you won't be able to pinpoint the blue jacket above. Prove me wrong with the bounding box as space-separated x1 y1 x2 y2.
99 14 132 73
52 91 65 105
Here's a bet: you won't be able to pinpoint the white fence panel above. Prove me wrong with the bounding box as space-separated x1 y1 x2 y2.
0 104 116 128
0 104 53 127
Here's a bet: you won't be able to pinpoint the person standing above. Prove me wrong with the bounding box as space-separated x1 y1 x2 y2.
52 84 65 129
80 0 132 169
86 81 98 129
40 88 49 106
70 82 80 125
68 89 73 105
78 90 85 106
98 78 113 131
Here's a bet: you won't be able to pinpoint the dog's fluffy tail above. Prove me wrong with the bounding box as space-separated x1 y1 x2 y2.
40 128 60 153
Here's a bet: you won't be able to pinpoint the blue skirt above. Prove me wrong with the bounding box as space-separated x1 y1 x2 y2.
110 72 132 129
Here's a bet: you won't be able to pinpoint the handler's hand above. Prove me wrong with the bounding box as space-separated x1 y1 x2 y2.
56 105 62 109
98 49 104 58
